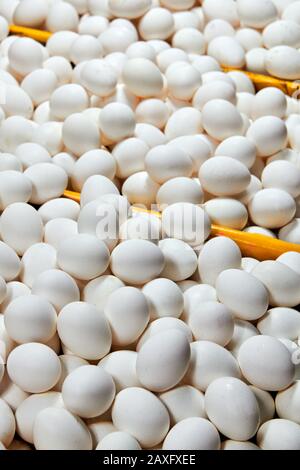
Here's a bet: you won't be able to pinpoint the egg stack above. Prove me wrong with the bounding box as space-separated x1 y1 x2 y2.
1 0 300 451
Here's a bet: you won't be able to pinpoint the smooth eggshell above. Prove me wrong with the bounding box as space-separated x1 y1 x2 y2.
257 419 300 450
248 189 296 229
15 391 64 444
104 287 149 346
4 295 57 344
238 335 295 391
62 365 115 419
136 329 191 392
110 240 165 285
159 385 206 425
33 408 92 450
0 203 43 256
199 156 251 197
205 377 260 441
163 417 220 450
185 341 241 391
99 351 141 393
7 343 61 393
216 269 269 321
57 234 110 281
57 301 112 361
111 387 170 448
251 260 300 307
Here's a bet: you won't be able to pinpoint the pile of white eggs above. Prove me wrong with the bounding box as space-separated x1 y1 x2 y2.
1 0 300 452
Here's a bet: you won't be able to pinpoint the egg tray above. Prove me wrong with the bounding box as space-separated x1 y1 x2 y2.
7 24 300 261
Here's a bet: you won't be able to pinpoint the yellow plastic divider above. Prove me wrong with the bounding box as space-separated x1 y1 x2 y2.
9 24 52 43
63 190 300 261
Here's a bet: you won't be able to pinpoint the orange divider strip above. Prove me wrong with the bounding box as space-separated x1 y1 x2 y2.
63 190 300 261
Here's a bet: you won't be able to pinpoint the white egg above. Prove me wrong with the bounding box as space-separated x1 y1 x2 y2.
216 269 269 321
7 343 61 393
202 0 239 27
62 365 115 419
50 84 89 120
0 398 15 447
122 58 164 98
32 269 80 312
43 56 73 86
157 177 204 207
80 60 117 97
198 237 241 287
262 161 300 198
33 408 92 450
258 307 300 341
265 46 300 80
104 287 149 346
193 81 236 111
183 284 218 321
145 145 193 184
0 203 43 256
4 294 57 344
0 153 22 172
188 301 234 347
163 417 220 450
236 0 277 28
44 218 78 251
112 138 147 179
139 8 174 40
250 386 275 425
252 260 300 307
70 35 103 65
54 355 89 392
168 135 212 173
279 218 300 243
15 392 64 444
248 189 296 229
222 440 260 450
137 329 190 392
276 381 300 424
208 36 245 68
33 121 64 156
156 48 188 73
185 341 240 391
8 38 44 77
257 419 300 450
204 198 248 230
0 171 32 210
112 387 170 448
164 108 203 140
0 117 35 154
46 2 79 33
238 335 295 391
162 203 211 248
24 163 68 205
1 85 33 119
99 103 135 143
63 113 101 157
96 431 141 450
99 351 141 392
110 240 164 285
227 319 259 358
205 377 260 441
80 175 119 207
134 123 167 148
247 116 288 157
137 317 193 351
202 99 244 141
158 238 197 282
38 199 79 224
159 385 206 426
199 156 250 197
